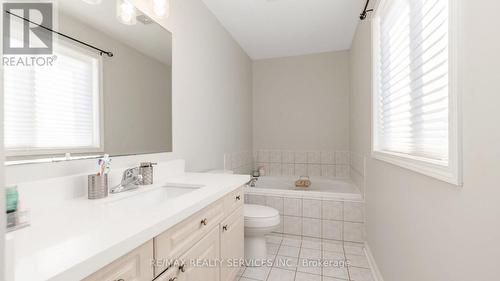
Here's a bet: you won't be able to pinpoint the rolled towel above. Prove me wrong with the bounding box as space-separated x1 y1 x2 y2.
295 176 311 188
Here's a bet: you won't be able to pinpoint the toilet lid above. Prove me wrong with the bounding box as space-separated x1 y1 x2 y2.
244 204 279 219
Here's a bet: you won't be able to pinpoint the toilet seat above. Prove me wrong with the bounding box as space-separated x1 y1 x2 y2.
244 204 280 228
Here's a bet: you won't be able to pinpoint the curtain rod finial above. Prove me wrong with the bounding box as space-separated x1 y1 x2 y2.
360 0 373 20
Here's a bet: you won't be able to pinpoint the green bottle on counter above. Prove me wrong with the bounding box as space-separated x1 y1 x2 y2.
5 186 18 213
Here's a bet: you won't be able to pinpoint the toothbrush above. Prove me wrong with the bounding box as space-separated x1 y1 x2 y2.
97 154 111 176
97 158 103 176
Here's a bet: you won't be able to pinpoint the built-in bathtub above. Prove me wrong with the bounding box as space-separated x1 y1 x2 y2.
246 176 361 200
244 176 365 243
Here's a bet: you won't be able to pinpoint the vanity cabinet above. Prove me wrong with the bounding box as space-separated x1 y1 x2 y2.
178 226 221 281
84 186 244 281
152 266 178 281
154 186 244 281
154 200 226 274
83 240 154 281
220 207 244 281
155 227 221 281
223 188 244 214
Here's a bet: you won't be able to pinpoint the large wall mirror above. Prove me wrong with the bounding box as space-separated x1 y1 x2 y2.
3 0 172 163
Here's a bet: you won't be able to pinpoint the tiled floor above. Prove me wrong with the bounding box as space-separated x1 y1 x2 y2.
236 234 375 281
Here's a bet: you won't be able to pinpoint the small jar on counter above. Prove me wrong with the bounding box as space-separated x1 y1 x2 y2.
139 162 157 185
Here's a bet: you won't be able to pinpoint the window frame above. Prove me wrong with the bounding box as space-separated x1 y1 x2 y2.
371 0 462 186
4 40 104 158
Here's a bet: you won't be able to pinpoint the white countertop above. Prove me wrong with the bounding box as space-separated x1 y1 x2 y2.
6 172 250 281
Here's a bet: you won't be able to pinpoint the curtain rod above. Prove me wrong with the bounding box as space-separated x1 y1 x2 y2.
360 0 374 20
5 10 114 57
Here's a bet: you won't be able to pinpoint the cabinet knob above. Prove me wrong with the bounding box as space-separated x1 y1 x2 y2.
236 195 241 201
169 278 177 281
200 218 208 226
222 224 228 231
179 263 186 272
115 279 124 281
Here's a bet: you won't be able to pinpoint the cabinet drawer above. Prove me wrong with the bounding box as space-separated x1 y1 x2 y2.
83 240 154 281
223 187 244 216
154 199 225 276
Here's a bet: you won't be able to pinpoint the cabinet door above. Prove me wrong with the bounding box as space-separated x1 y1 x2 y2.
220 206 244 281
223 187 244 216
83 240 154 281
177 226 220 281
155 200 225 276
154 265 179 281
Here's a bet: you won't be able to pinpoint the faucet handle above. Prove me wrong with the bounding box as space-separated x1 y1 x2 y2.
136 174 143 183
121 167 141 185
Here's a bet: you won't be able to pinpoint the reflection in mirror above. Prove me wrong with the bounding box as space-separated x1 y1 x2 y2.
3 0 172 163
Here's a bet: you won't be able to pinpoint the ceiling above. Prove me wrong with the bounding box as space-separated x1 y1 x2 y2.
201 0 365 60
58 0 172 65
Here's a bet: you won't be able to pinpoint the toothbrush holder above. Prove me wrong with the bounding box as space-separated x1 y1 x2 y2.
88 174 108 199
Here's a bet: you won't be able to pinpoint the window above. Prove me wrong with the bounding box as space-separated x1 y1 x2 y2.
372 0 461 185
4 42 102 157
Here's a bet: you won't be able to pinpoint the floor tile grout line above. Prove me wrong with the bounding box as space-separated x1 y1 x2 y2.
265 236 283 281
319 236 323 280
244 234 280 281
293 239 303 281
263 235 374 281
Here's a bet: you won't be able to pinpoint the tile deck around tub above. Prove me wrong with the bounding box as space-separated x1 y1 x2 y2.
245 193 366 242
236 234 376 281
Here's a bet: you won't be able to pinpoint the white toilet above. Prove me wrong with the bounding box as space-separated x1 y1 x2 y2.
244 204 280 263
205 170 280 263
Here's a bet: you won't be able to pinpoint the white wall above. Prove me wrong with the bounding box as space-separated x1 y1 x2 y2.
5 0 253 183
253 51 350 151
169 0 253 171
349 1 500 280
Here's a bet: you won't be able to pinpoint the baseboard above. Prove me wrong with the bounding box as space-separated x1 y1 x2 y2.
364 242 385 281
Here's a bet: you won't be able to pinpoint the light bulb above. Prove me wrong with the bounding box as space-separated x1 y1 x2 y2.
117 0 137 25
153 0 169 18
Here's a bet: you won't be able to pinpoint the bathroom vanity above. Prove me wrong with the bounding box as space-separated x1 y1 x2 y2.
6 160 249 281
84 186 244 281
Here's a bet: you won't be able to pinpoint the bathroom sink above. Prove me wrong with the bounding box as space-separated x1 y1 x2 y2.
102 184 204 209
162 182 205 189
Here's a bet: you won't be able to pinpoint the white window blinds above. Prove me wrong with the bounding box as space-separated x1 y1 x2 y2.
4 43 101 155
374 0 449 163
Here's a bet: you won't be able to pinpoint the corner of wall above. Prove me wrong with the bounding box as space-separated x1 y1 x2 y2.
364 242 386 281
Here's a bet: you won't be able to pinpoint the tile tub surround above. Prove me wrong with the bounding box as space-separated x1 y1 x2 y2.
245 193 365 243
236 234 376 281
349 152 366 198
254 150 350 179
225 151 254 174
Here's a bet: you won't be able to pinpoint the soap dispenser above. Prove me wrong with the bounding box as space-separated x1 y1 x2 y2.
139 162 157 185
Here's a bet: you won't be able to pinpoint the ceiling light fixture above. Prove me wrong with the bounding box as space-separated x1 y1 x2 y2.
152 0 170 18
117 0 137 25
82 0 102 4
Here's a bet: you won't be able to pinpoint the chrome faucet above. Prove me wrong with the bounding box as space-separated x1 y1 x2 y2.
246 177 258 187
110 167 143 194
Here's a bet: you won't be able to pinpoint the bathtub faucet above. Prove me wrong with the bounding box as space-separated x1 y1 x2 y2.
246 177 258 187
